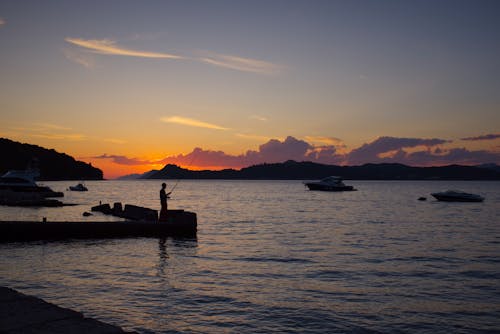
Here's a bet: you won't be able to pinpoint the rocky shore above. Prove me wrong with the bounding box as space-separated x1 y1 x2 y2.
0 286 134 333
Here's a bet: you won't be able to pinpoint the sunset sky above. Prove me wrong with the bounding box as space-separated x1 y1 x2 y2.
1 0 499 178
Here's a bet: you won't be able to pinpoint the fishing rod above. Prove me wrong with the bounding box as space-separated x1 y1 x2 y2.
168 152 198 195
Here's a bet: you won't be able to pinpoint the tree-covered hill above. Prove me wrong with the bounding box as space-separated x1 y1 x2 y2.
0 138 103 180
144 160 500 180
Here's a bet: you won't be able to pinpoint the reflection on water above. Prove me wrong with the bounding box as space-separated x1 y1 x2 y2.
0 180 499 333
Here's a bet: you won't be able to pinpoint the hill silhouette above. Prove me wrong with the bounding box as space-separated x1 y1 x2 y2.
0 138 103 180
144 160 500 180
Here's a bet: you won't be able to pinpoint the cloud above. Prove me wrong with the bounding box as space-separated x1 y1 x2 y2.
65 38 182 59
199 52 283 74
65 37 284 75
0 18 5 26
63 47 95 69
403 148 500 166
158 136 343 168
161 116 228 130
304 136 345 147
347 136 449 165
305 146 346 165
158 147 243 168
256 136 312 162
9 123 85 141
236 133 273 141
103 138 127 145
96 135 500 173
34 123 72 131
345 136 499 166
461 133 500 141
93 154 154 166
249 115 268 122
30 133 86 141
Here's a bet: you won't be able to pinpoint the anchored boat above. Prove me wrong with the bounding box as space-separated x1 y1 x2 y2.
0 168 63 206
431 190 484 202
304 176 356 191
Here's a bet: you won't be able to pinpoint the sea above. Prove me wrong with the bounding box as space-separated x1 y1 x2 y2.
0 180 499 333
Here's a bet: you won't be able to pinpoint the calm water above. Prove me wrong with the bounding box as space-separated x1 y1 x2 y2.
0 180 499 333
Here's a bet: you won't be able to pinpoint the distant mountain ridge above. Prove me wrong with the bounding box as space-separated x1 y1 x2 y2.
0 138 103 180
132 160 500 180
117 169 159 180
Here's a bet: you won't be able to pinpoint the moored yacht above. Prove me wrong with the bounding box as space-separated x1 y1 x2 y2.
0 168 64 201
69 182 88 191
431 190 484 202
304 176 356 191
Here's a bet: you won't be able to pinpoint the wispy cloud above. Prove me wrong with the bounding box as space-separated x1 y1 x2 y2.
0 18 5 26
249 115 268 122
461 133 500 141
236 133 273 141
199 52 283 74
9 123 84 141
103 138 127 144
65 38 182 59
30 133 86 141
65 36 284 75
305 136 345 147
63 47 95 69
34 122 72 131
161 116 228 130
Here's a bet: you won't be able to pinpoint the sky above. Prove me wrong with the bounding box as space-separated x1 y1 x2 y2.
1 0 499 179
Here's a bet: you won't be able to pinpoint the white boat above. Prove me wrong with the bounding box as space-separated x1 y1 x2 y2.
0 168 64 201
69 183 88 191
304 176 356 191
431 190 484 202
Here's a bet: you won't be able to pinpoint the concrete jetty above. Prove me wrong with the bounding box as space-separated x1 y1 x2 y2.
0 286 134 333
0 210 197 242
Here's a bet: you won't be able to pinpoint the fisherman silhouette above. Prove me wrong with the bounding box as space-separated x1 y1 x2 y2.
159 183 171 222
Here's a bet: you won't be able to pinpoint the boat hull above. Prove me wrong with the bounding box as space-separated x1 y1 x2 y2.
431 194 484 202
69 187 87 191
305 183 355 191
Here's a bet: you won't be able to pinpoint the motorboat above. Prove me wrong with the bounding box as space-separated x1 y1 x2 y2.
431 190 484 202
304 176 356 191
0 168 64 202
69 183 88 191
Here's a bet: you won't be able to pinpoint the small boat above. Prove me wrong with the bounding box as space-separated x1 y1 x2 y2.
69 183 88 191
431 190 484 202
304 176 356 191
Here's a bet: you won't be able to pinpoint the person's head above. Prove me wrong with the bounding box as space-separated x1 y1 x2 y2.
162 183 166 189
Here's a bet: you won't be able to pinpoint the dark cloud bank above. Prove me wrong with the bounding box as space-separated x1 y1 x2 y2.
97 135 500 169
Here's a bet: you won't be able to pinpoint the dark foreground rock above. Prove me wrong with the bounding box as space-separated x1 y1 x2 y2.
0 286 134 333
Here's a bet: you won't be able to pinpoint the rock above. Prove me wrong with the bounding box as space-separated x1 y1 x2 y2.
91 203 112 214
112 202 123 216
122 205 158 221
0 286 131 333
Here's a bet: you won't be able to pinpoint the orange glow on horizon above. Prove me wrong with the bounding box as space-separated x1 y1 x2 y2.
80 157 243 179
80 158 157 179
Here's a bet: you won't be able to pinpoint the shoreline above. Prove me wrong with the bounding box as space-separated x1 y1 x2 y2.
0 286 135 333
